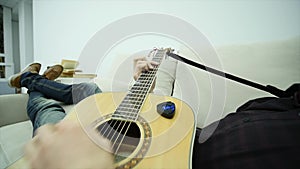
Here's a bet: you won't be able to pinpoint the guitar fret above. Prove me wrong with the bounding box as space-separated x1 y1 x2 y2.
124 94 146 101
112 114 136 121
116 107 139 113
140 74 156 77
118 100 141 107
120 99 143 108
136 78 155 82
120 101 143 109
136 79 155 84
135 81 154 85
115 110 138 115
129 93 149 98
139 75 156 79
114 108 139 117
132 84 152 87
133 81 154 87
133 82 153 88
123 98 144 103
131 87 151 92
131 82 152 90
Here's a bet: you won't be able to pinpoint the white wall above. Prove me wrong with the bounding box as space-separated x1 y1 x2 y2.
32 0 300 68
2 6 14 78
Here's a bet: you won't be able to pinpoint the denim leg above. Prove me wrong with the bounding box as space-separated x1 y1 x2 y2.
27 91 66 133
21 72 74 104
71 82 102 104
23 72 102 133
21 72 102 104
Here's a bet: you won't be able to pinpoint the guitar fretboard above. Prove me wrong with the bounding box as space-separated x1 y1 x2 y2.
112 49 168 121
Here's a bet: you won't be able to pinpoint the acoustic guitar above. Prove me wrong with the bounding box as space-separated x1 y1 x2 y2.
8 48 196 169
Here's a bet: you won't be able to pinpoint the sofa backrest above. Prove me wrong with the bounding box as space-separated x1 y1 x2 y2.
0 93 77 127
93 37 300 128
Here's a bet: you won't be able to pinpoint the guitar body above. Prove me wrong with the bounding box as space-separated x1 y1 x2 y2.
7 92 195 169
68 92 196 169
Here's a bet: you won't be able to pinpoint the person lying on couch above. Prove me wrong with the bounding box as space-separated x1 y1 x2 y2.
7 57 158 169
8 57 158 132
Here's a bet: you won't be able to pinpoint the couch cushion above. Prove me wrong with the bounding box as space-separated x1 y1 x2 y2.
0 94 29 127
0 121 32 168
0 95 75 169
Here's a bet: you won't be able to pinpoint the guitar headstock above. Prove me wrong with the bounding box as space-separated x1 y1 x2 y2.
165 48 175 59
148 47 175 60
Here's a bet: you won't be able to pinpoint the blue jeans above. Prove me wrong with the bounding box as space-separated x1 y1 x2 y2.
21 72 102 132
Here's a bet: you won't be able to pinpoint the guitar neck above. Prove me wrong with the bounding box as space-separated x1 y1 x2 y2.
112 49 169 121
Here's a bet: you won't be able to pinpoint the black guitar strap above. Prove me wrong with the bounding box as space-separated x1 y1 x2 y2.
167 52 297 98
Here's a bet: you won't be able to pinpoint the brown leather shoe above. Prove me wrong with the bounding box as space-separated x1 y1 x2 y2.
42 64 64 80
8 63 41 88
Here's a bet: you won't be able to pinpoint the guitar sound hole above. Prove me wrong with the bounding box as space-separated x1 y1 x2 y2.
96 119 141 162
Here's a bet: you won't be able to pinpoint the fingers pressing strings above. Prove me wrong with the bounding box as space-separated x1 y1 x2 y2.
133 57 159 80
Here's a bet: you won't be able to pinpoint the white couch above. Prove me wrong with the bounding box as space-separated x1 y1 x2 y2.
1 37 299 168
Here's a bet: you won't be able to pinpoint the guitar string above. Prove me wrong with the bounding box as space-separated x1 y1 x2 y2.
113 66 159 154
97 68 158 137
112 52 162 120
102 49 162 153
112 50 165 155
116 70 157 118
98 73 156 141
114 58 161 120
100 75 155 138
111 65 159 152
117 49 159 120
97 113 119 137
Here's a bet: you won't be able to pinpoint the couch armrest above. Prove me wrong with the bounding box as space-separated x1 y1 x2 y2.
0 94 29 127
